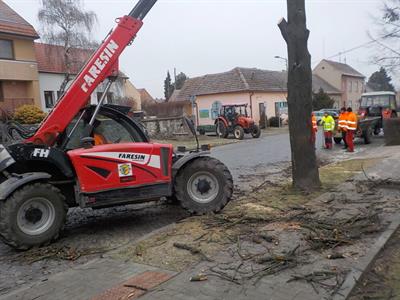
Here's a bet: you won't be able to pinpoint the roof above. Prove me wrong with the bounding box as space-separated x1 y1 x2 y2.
34 43 93 74
176 67 341 101
312 74 341 94
321 59 365 78
0 1 39 38
138 88 156 104
168 89 181 102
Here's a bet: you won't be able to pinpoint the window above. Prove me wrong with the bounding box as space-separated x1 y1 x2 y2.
64 111 141 149
0 39 14 59
355 81 358 93
348 81 352 92
211 101 222 120
57 91 63 100
44 91 55 108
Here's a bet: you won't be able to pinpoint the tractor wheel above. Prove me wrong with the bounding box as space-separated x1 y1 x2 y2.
363 128 372 144
216 121 228 138
233 126 244 140
0 183 68 250
199 128 206 136
334 137 342 144
251 125 261 138
174 157 233 215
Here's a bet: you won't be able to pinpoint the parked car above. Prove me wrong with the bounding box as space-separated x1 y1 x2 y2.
320 109 340 118
313 111 324 125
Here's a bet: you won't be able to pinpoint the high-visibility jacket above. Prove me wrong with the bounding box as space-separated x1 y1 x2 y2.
321 115 335 132
312 115 318 132
338 112 348 131
346 112 358 131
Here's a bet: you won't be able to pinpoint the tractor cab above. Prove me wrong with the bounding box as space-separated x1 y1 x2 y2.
221 104 251 125
360 92 398 119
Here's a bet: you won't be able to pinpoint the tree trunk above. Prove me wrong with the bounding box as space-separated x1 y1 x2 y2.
278 0 320 191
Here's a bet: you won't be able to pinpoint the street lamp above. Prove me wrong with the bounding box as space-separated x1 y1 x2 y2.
274 56 288 72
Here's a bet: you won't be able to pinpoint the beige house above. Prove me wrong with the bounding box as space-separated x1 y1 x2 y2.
313 59 365 110
176 67 341 130
0 0 40 114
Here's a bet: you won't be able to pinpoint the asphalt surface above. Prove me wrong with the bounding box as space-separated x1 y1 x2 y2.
0 129 384 296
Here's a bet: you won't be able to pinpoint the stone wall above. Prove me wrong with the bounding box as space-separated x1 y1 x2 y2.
142 116 193 139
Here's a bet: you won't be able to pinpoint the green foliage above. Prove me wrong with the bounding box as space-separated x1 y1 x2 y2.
13 105 46 124
312 88 335 111
164 71 174 101
367 67 395 92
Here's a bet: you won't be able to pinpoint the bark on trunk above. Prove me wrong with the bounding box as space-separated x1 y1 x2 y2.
278 0 320 191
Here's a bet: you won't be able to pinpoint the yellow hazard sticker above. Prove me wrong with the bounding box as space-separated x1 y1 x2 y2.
118 163 133 177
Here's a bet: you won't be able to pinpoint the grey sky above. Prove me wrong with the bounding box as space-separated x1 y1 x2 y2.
5 0 385 98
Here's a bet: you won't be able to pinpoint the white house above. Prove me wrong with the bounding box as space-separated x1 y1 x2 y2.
34 43 141 112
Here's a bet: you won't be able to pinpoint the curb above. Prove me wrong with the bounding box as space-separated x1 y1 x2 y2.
333 214 400 300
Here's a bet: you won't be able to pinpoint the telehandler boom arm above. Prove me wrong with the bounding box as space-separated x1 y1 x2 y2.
28 0 158 146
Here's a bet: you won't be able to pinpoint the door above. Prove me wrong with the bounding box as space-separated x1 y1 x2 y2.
64 106 171 194
68 142 172 193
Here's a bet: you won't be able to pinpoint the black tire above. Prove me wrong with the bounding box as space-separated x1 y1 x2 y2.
251 125 261 138
216 121 228 138
0 183 68 250
363 129 372 144
174 157 233 215
234 126 244 140
334 137 342 144
198 128 206 135
373 126 380 136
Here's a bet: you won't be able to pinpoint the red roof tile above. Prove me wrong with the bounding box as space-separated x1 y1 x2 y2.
0 1 39 38
34 43 93 74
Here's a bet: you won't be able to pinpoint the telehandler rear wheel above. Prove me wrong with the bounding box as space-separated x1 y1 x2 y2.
0 183 67 250
174 157 233 215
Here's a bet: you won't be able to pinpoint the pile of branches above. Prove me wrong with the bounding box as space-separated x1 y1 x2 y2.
296 212 382 250
288 270 348 298
206 245 300 285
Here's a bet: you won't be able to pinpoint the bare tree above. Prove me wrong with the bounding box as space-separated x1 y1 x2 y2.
370 0 400 71
278 0 320 191
38 0 97 94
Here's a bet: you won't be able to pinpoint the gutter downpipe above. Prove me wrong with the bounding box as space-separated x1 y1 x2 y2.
250 92 254 118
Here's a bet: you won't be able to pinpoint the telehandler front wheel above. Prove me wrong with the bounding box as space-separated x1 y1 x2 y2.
0 183 67 250
174 157 233 215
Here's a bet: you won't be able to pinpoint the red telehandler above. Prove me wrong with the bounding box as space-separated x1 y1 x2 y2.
0 0 233 250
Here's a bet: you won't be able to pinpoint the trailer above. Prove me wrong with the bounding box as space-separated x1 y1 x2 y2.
333 116 381 145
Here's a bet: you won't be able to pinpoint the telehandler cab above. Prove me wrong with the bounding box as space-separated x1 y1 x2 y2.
0 0 233 250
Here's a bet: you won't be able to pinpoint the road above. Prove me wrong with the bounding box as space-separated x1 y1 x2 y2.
0 130 384 296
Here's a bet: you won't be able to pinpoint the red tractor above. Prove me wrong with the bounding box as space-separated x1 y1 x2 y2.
0 0 233 250
215 104 261 140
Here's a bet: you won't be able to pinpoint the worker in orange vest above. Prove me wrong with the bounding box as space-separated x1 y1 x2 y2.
345 107 358 152
311 112 318 147
338 107 348 149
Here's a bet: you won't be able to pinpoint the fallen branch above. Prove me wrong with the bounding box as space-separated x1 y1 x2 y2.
173 242 213 262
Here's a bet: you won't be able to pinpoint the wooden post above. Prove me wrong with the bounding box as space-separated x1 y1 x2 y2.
278 0 320 191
